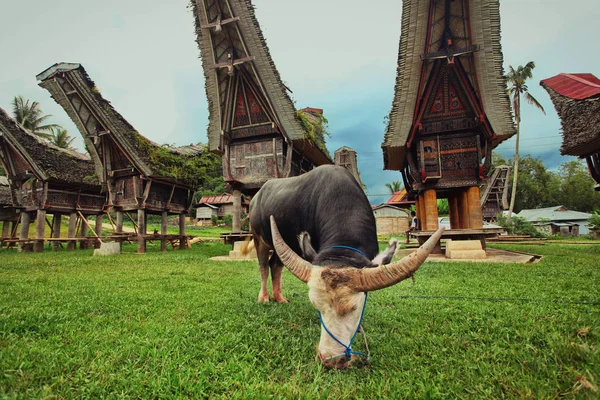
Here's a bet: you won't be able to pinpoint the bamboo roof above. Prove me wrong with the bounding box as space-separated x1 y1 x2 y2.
333 146 362 186
191 0 331 166
540 73 600 157
382 0 515 171
0 107 97 186
37 63 203 187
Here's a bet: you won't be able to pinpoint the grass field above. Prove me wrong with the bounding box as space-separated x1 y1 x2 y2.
0 241 598 398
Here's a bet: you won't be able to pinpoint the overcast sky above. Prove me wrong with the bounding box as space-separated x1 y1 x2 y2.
1 0 598 204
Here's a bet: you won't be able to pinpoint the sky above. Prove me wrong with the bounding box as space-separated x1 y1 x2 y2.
1 0 598 205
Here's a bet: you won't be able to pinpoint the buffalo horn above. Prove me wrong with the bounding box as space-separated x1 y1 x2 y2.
269 215 312 283
352 227 445 291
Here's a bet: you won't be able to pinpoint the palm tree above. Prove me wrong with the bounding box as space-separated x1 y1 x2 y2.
385 180 402 194
12 96 60 139
505 62 545 223
50 128 76 150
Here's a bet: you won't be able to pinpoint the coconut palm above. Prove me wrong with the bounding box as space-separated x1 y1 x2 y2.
505 62 545 222
50 127 76 150
385 180 402 194
12 96 60 139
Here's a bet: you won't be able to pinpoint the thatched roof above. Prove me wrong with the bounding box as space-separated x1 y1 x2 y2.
37 63 203 187
191 0 331 166
382 0 515 171
540 73 600 157
0 107 97 186
0 176 11 207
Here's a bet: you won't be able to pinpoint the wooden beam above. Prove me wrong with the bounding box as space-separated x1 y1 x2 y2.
77 211 102 245
201 16 240 31
211 56 255 76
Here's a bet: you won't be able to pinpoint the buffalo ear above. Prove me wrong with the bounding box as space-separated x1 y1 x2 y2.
371 238 398 266
298 232 318 262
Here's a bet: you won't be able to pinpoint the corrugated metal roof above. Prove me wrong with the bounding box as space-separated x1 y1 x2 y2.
518 206 591 222
387 189 415 205
540 73 600 100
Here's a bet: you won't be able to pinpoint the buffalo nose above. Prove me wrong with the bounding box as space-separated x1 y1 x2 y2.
318 353 351 369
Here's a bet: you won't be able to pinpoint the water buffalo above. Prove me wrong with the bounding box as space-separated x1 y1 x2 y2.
247 165 444 368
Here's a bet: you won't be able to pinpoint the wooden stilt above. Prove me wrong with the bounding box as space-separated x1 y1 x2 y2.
2 220 9 239
414 198 421 229
418 193 426 230
137 209 146 254
67 213 78 251
459 189 470 229
18 212 31 252
161 211 168 251
448 194 460 229
34 210 46 252
95 214 103 249
179 214 186 250
467 186 483 229
423 189 439 231
232 189 242 233
79 216 89 249
116 210 123 251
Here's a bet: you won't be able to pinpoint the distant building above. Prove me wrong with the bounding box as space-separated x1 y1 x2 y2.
373 204 410 236
517 206 592 236
194 194 249 225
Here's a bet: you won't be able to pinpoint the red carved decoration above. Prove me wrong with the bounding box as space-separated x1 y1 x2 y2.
235 94 247 117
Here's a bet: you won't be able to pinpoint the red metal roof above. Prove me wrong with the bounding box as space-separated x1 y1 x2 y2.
387 189 415 206
541 73 600 100
197 194 249 206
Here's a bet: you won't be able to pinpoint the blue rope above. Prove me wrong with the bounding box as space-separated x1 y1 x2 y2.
317 292 369 361
329 245 367 258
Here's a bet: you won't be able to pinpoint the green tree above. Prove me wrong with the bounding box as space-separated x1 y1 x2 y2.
12 96 60 139
50 127 76 150
491 151 508 171
556 160 600 212
385 180 402 194
505 62 546 222
509 155 560 212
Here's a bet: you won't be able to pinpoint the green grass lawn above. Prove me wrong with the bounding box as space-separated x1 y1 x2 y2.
0 242 598 398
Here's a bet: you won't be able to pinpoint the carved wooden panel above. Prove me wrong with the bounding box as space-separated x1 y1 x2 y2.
228 139 284 183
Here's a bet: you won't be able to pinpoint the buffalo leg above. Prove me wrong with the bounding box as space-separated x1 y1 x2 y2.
255 236 271 302
269 254 288 303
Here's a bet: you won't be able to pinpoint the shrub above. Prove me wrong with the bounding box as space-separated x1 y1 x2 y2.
222 214 233 227
496 213 545 237
588 212 600 230
211 214 218 226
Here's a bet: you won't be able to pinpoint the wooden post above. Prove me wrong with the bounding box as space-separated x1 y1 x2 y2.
458 189 470 230
448 194 460 230
161 211 168 252
179 214 186 250
2 220 9 239
423 189 439 231
116 210 124 251
34 210 46 252
18 212 31 252
67 212 78 251
137 209 146 254
52 214 62 251
417 193 426 231
232 189 242 233
414 198 421 229
95 214 103 249
467 186 483 229
79 216 89 249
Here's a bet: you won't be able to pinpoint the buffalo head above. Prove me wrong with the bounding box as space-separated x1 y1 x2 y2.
269 215 444 369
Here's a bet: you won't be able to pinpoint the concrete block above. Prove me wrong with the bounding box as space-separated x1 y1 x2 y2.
93 242 121 256
446 240 486 259
228 240 257 259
